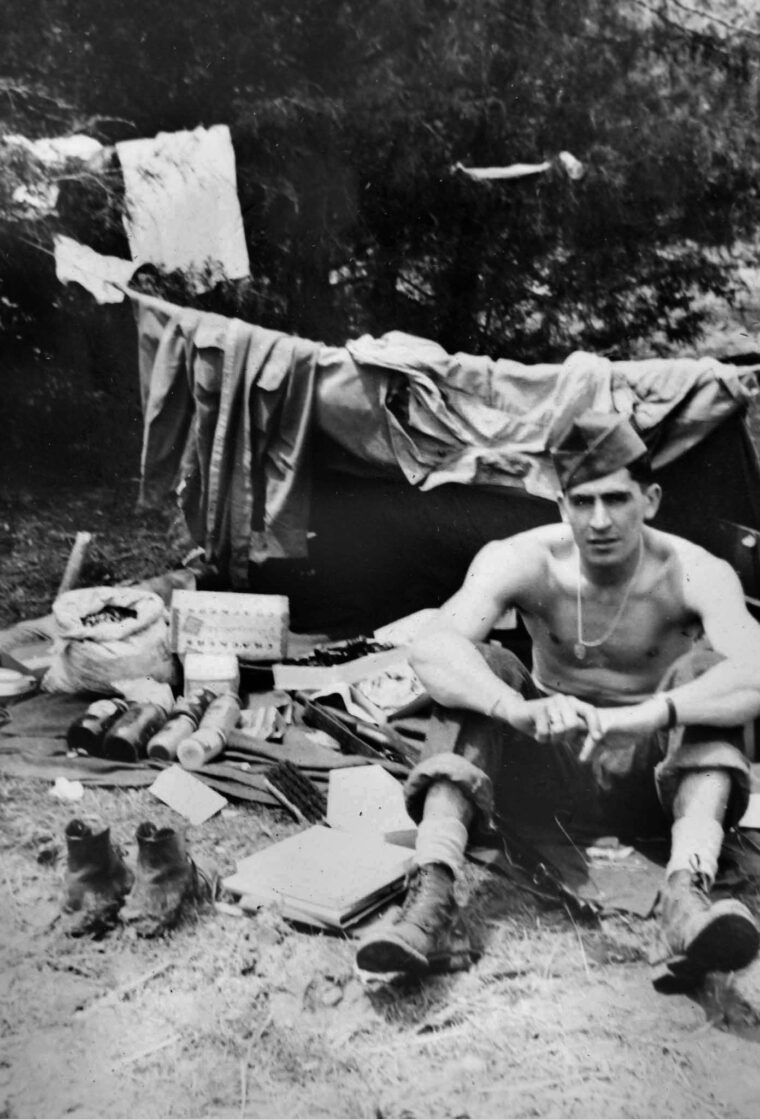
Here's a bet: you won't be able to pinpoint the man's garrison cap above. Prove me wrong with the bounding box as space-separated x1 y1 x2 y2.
550 411 647 491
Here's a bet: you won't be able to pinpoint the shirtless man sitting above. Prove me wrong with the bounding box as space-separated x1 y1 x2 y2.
356 410 760 980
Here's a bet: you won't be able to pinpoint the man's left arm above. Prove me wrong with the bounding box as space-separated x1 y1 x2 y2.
581 553 760 760
658 555 760 727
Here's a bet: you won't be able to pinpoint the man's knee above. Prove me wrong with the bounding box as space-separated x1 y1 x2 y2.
423 779 476 827
404 753 494 833
656 752 750 828
672 768 732 821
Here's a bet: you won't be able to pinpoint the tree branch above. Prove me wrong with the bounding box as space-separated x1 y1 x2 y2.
667 0 760 40
631 0 760 43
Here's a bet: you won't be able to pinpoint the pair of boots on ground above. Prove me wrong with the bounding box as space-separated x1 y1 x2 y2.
356 788 760 982
356 859 760 981
62 817 213 938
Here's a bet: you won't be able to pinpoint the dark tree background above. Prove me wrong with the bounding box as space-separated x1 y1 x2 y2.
1 0 760 360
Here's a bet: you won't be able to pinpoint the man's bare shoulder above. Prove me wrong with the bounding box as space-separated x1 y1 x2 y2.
479 523 570 560
472 524 571 587
647 527 738 597
649 527 727 569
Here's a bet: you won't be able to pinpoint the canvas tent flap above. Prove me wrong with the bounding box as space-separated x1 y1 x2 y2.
133 293 320 586
319 335 758 497
321 340 617 495
611 356 758 467
129 291 760 591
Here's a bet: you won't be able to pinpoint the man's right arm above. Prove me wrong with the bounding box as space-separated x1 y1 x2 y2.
410 536 596 746
409 539 531 719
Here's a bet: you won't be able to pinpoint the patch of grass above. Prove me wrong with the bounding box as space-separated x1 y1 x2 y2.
0 481 186 627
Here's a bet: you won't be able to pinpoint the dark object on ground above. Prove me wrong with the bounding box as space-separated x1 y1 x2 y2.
319 705 422 767
101 701 168 763
122 821 213 937
62 817 134 937
146 688 215 761
356 862 458 973
67 697 130 755
280 637 393 666
298 692 415 767
81 605 139 627
656 866 760 984
265 760 327 824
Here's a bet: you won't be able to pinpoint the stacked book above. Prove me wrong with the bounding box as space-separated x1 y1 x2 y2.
222 824 412 930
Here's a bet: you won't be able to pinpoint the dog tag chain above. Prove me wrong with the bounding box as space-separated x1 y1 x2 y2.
575 539 643 661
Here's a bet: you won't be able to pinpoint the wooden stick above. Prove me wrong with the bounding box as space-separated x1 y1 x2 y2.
56 531 93 597
117 1035 180 1065
79 959 173 1015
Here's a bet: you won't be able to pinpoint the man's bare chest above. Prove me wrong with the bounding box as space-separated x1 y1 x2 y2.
519 579 698 685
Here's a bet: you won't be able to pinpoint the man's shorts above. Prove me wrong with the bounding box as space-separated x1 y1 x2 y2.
405 645 751 841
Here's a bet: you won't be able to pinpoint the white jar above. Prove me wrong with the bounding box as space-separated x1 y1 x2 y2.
182 652 240 697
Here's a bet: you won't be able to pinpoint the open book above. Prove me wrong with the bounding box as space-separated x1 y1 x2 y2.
221 825 413 929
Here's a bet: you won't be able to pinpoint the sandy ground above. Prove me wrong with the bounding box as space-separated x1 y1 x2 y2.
2 778 760 1119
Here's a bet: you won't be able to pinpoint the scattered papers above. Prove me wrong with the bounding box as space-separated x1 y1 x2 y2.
327 765 417 846
273 646 406 691
150 764 227 825
309 681 387 724
238 704 286 741
351 664 425 721
49 777 84 801
114 678 174 709
222 825 412 929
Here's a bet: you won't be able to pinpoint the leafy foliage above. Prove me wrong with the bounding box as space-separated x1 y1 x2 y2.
1 0 760 356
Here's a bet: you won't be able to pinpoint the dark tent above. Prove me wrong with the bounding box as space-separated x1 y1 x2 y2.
129 291 760 638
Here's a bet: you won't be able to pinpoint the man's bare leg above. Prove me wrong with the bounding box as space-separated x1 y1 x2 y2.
659 768 759 975
356 780 473 973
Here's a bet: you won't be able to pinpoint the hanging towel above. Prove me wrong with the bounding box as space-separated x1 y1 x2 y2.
116 124 250 289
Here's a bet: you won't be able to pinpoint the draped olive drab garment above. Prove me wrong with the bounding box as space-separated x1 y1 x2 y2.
133 291 320 586
318 332 759 499
131 298 759 584
319 339 616 496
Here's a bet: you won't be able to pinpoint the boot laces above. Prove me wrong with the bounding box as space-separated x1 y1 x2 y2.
688 855 711 901
394 864 453 932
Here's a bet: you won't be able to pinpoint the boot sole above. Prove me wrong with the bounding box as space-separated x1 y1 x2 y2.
356 932 430 974
683 910 760 974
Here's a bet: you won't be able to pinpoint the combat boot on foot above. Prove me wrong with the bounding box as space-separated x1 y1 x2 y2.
122 822 213 937
62 818 133 937
658 865 760 976
356 862 458 973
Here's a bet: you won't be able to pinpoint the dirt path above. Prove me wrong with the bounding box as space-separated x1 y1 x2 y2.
2 779 760 1119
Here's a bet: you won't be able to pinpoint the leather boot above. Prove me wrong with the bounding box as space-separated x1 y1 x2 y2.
657 866 760 976
356 862 458 973
122 822 213 937
62 818 133 937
